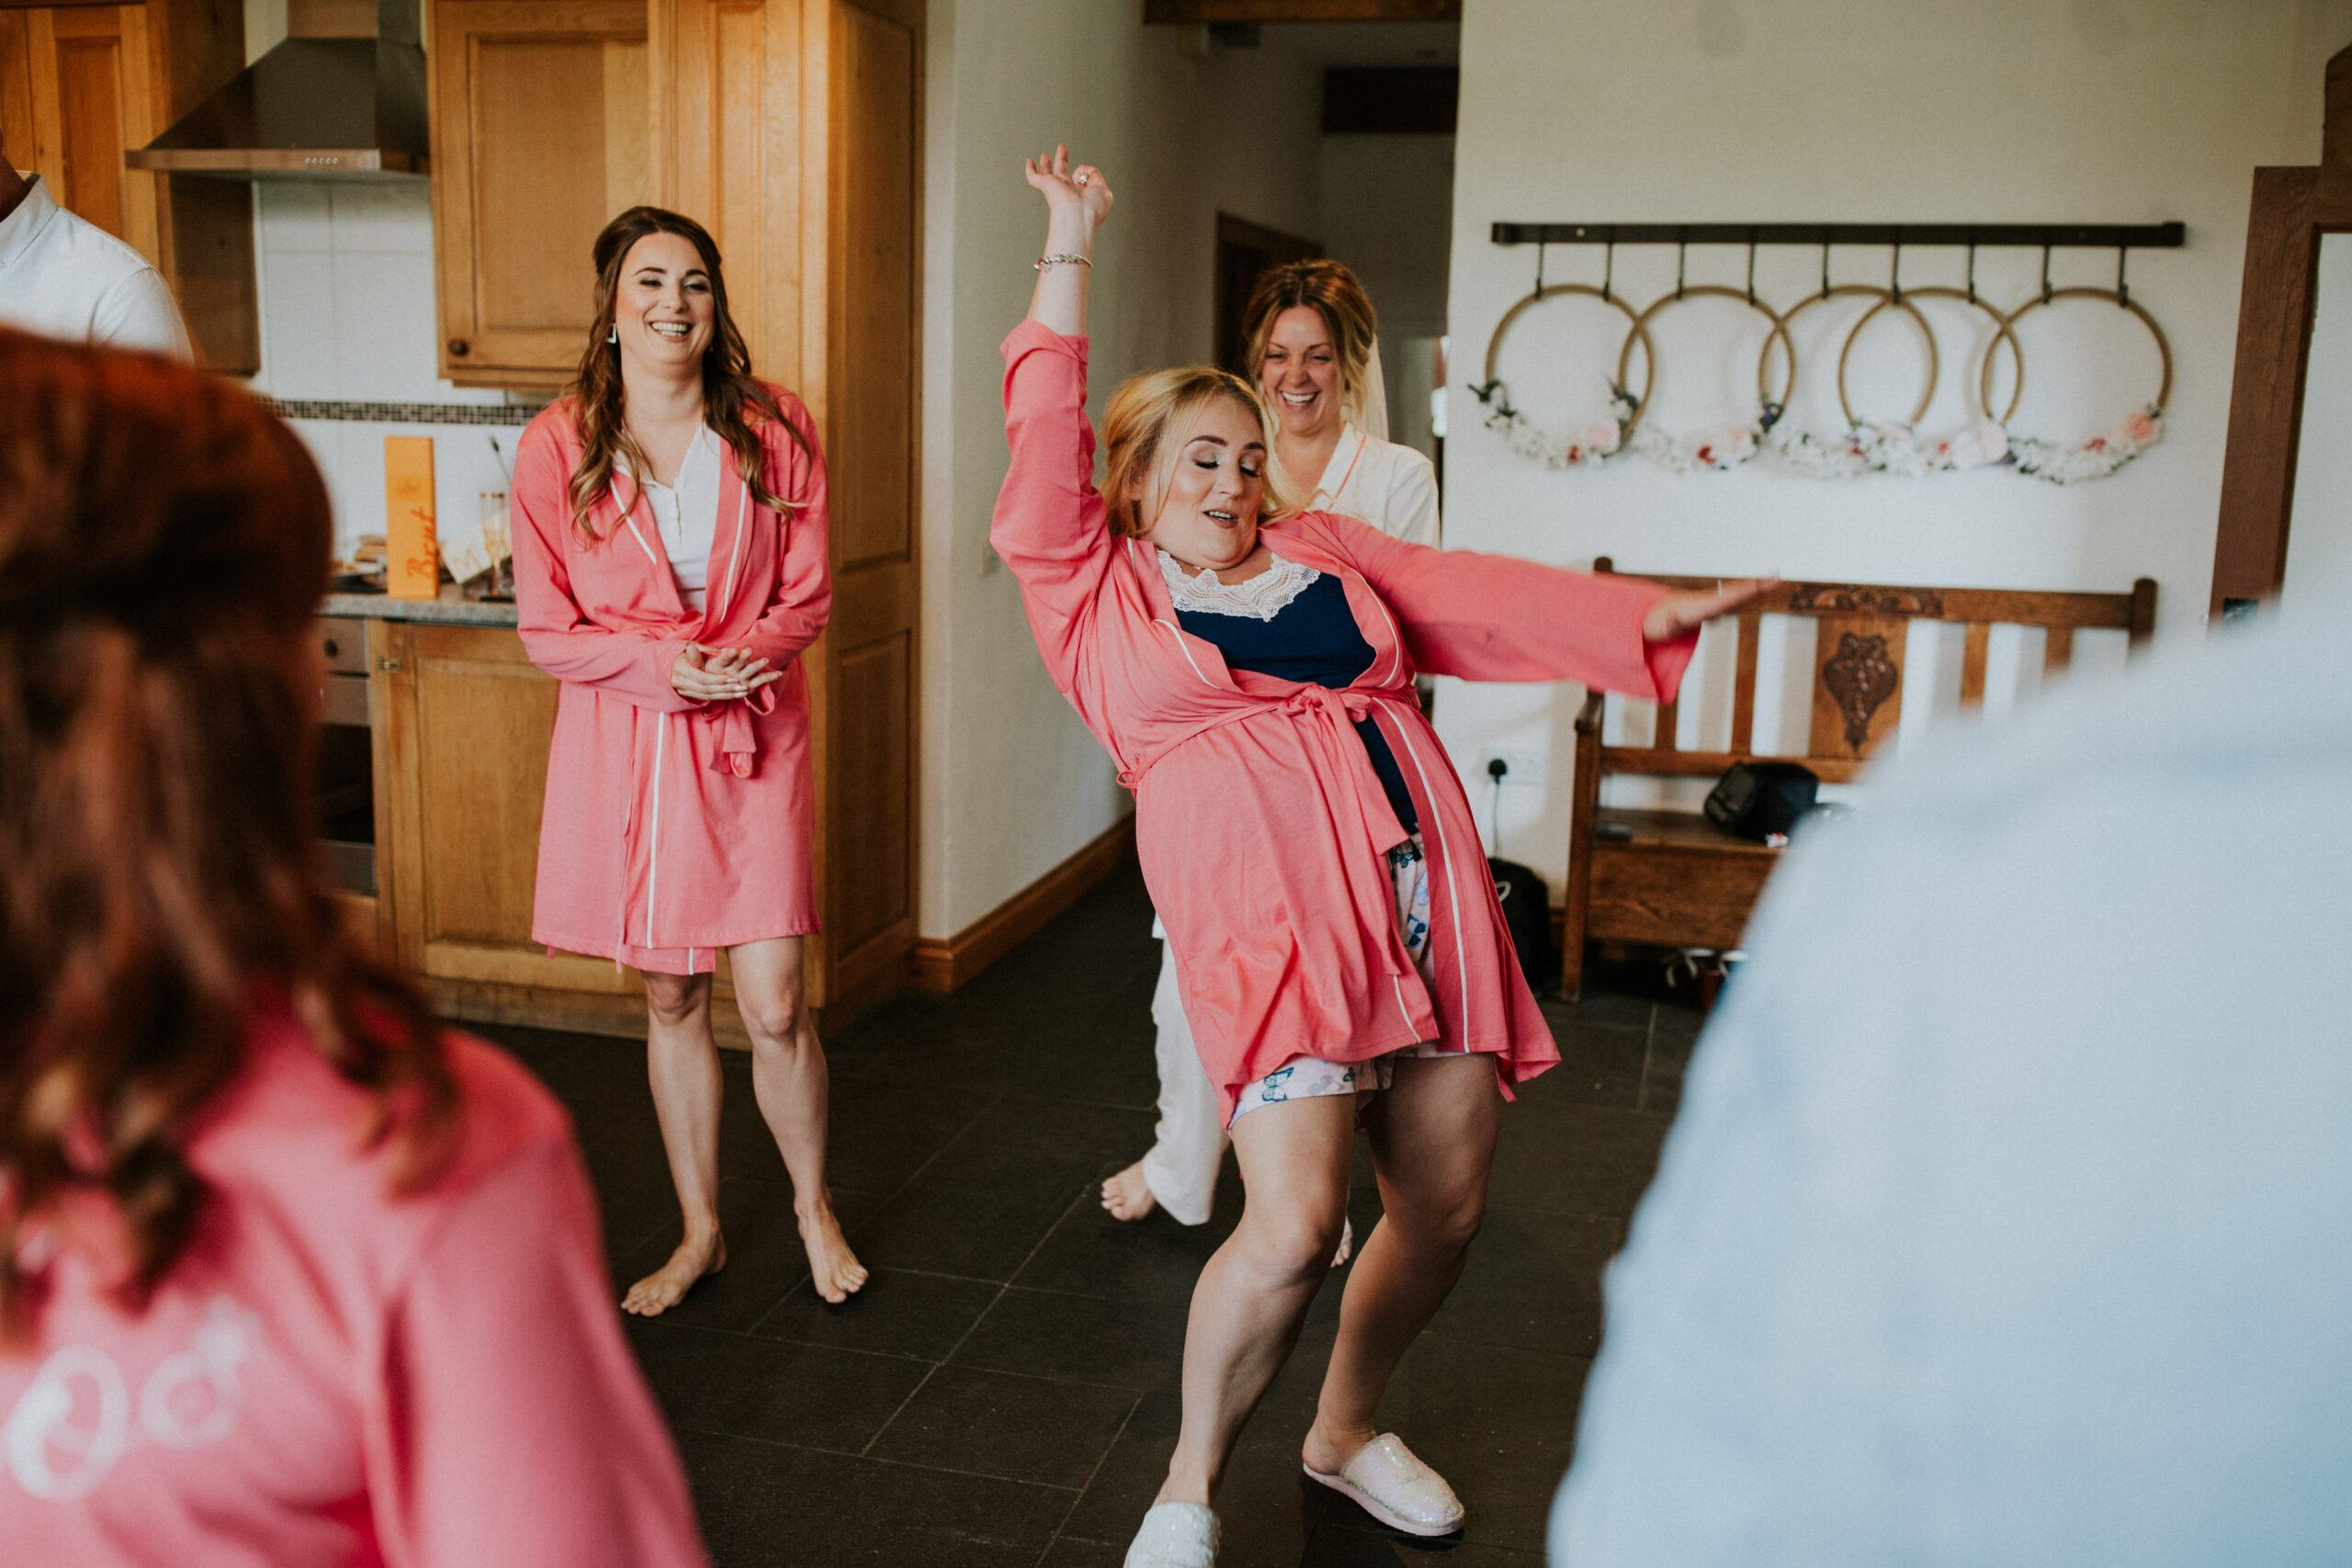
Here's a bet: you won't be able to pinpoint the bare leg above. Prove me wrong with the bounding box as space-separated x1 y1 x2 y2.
1156 1092 1354 1508
624 970 729 1316
1303 1053 1500 1474
729 936 867 1303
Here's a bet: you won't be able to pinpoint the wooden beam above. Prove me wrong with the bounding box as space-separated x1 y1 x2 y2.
2212 167 2323 614
1144 1 1459 22
2328 43 2352 167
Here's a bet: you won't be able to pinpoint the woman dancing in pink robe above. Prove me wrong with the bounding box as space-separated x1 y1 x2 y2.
994 150 1771 1568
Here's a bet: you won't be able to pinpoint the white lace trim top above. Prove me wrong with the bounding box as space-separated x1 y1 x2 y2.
1159 548 1321 621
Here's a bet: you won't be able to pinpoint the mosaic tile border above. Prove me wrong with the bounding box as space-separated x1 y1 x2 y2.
264 398 546 426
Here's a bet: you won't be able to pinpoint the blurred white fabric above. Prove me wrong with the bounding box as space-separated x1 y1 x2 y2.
1553 593 2352 1566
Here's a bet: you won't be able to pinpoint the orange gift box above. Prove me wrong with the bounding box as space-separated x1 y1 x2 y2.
385 435 438 600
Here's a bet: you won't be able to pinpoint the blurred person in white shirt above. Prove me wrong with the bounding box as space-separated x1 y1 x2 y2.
1553 585 2352 1568
0 132 192 358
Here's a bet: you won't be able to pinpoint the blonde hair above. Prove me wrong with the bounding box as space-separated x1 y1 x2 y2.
1241 259 1379 427
1099 367 1295 537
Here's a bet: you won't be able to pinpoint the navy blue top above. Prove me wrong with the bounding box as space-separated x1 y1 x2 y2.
1171 568 1419 832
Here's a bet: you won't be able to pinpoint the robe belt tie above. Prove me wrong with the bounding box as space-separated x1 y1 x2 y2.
704 701 759 778
1121 684 1414 980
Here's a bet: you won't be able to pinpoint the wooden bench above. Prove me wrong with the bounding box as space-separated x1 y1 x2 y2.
1559 561 2157 998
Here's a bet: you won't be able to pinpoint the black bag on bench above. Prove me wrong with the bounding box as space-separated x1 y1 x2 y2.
1703 761 1819 842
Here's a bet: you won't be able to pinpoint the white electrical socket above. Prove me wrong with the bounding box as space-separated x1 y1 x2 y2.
1479 748 1548 787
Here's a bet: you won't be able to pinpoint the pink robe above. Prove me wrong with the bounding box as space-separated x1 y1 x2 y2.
992 321 1695 1118
0 1005 707 1567
514 391 829 973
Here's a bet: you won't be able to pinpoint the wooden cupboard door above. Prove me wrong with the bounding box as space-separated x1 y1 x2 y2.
376 620 637 994
813 0 918 1004
0 6 162 266
647 0 803 386
430 0 650 388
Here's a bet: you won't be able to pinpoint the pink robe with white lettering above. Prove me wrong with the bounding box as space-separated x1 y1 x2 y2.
992 321 1695 1118
513 389 827 974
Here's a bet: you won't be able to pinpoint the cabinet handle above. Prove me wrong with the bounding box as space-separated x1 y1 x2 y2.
447 339 469 357
379 658 404 672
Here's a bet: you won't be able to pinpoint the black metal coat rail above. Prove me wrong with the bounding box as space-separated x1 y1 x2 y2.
1490 221 2186 249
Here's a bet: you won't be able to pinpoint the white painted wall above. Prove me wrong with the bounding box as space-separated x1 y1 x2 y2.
1321 131 1454 447
1438 0 2351 880
917 5 1326 937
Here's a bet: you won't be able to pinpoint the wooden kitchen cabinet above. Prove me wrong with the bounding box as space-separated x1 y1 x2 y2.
649 0 921 1010
427 0 650 388
359 613 768 1043
0 5 162 258
369 616 643 1015
0 0 256 370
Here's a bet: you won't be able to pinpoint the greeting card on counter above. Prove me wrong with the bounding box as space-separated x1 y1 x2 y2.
385 436 438 600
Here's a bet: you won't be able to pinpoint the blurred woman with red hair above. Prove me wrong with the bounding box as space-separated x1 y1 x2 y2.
0 328 707 1567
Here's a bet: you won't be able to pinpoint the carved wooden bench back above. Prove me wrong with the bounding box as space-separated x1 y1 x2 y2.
1557 565 2159 998
1589 560 2159 781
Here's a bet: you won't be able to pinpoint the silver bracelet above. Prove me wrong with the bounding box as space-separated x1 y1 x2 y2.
1035 253 1092 271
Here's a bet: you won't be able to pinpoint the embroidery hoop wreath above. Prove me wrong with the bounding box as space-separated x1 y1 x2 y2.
1611 284 1792 473
1470 282 1657 468
1769 284 1948 478
1986 286 2173 484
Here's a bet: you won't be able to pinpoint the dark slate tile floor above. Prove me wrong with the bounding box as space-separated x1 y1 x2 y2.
476 863 1702 1568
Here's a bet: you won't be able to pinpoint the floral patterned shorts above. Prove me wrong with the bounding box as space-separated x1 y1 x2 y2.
1230 833 1479 1124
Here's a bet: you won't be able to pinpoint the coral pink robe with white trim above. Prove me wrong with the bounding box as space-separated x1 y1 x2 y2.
514 389 828 974
993 322 1695 1118
0 1004 707 1567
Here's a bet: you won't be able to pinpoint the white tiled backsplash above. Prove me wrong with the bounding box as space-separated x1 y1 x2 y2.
247 185 526 560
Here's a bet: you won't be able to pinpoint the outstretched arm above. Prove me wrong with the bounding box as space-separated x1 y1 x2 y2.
1329 513 1772 702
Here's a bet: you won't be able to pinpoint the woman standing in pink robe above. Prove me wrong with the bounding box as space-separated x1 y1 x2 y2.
997 151 1770 1568
514 207 865 1311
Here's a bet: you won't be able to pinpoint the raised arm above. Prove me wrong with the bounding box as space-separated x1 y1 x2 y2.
1022 142 1109 336
991 148 1122 692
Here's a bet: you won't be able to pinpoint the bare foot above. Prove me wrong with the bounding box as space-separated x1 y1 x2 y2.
1102 1158 1158 1221
622 1229 725 1316
1330 1214 1354 1269
798 1203 867 1303
1301 1416 1378 1479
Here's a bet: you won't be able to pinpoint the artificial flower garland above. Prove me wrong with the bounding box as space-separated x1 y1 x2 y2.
1473 276 2171 482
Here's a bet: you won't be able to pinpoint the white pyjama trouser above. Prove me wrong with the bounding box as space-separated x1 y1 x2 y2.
1139 925 1229 1226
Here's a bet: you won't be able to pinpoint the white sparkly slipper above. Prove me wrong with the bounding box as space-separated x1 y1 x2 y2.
1330 1215 1354 1269
1304 1433 1464 1537
1124 1500 1219 1567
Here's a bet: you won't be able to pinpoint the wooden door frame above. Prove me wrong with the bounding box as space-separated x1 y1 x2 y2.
1215 210 1319 376
2211 44 2352 615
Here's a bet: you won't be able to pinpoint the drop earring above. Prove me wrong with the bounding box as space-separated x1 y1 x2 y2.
607 324 618 345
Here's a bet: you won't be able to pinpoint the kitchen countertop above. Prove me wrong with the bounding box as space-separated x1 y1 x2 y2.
320 587 519 626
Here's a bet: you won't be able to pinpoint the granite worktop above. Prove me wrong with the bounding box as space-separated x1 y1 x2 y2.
319 587 519 626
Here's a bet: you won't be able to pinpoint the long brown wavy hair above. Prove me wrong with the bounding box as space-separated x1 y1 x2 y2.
564 206 810 547
0 329 455 1341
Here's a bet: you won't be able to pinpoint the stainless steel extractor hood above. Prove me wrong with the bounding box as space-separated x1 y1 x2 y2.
128 0 427 180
